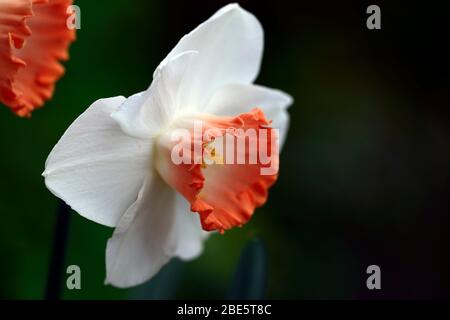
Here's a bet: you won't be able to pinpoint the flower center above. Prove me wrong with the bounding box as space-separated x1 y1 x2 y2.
155 108 279 233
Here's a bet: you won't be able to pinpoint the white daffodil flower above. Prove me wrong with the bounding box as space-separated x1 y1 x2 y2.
43 3 293 288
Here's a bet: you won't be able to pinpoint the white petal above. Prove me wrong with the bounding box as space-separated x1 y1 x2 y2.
204 83 293 147
159 3 264 109
43 96 152 227
172 194 209 260
111 51 198 139
105 174 206 288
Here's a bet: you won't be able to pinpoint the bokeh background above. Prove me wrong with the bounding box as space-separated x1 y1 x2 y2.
1 0 449 299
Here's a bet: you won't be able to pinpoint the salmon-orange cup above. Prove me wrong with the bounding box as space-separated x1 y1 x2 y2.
0 0 76 117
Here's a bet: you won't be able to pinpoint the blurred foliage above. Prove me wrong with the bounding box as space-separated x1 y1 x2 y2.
226 238 268 300
0 1 449 299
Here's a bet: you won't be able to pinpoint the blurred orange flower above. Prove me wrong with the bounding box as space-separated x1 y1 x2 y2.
0 0 76 117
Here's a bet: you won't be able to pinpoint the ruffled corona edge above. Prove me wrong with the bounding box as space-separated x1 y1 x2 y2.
0 0 76 116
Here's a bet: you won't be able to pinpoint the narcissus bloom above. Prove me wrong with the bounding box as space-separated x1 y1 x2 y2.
43 4 293 288
0 0 75 116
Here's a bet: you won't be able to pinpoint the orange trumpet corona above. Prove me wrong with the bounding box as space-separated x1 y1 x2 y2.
0 0 76 116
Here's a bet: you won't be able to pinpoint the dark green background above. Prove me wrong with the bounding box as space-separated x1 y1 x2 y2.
1 0 449 299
